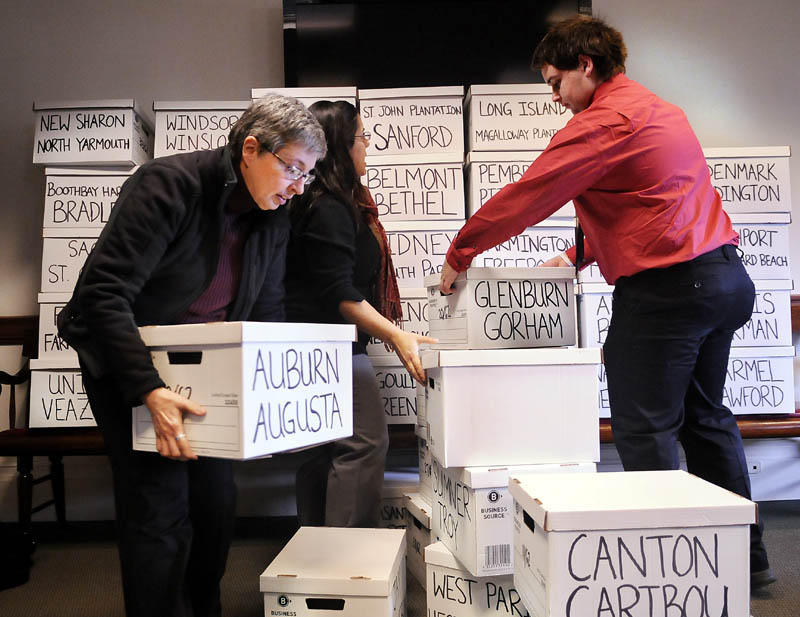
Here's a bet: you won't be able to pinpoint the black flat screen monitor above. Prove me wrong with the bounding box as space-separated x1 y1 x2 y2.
284 0 592 89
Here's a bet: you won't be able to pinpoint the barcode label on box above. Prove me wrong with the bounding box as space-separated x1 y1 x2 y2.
484 543 511 569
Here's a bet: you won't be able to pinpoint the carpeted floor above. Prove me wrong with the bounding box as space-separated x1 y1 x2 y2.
1 501 797 616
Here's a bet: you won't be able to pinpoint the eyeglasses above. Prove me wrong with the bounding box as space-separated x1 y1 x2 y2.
355 131 371 142
269 150 316 185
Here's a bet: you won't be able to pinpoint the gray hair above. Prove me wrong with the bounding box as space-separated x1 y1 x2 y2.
228 94 327 162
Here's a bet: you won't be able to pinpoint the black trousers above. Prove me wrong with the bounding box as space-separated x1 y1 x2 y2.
82 370 236 617
604 244 769 572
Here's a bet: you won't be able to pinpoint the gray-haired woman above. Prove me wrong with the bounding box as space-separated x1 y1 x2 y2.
58 94 326 617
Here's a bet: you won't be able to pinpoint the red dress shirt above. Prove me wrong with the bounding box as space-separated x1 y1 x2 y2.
446 73 738 284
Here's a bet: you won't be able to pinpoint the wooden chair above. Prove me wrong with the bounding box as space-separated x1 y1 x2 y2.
0 315 105 541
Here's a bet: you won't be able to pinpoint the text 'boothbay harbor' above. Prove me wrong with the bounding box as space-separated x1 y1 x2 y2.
249 347 344 443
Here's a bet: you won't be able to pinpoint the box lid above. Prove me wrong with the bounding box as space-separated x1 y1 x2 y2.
752 279 793 291
703 146 791 158
421 347 601 369
468 84 552 96
37 292 72 303
138 321 356 346
369 355 403 368
465 150 538 165
729 213 791 224
42 227 102 238
259 527 406 596
414 424 428 440
153 100 250 111
366 152 464 166
31 358 81 370
509 470 757 531
358 86 464 100
383 220 464 232
577 282 614 294
423 266 575 288
424 541 463 570
401 287 428 299
404 492 432 528
728 345 795 358
44 166 136 176
459 462 595 489
34 99 140 112
251 86 357 100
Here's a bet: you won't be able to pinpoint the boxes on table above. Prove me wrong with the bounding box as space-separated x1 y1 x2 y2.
730 213 791 280
372 356 418 425
430 460 595 577
131 321 356 460
152 101 249 157
469 219 577 270
379 468 420 529
251 86 358 107
33 99 152 166
42 166 134 229
425 267 577 349
364 153 465 221
358 86 465 157
366 288 428 358
465 150 575 219
383 220 462 288
405 492 435 588
704 146 792 215
422 347 601 467
724 346 795 415
509 470 757 617
40 227 101 293
37 293 76 362
425 541 531 617
260 526 406 617
29 358 95 428
465 84 571 152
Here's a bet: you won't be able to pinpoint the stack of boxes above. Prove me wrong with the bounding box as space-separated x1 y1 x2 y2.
30 100 153 428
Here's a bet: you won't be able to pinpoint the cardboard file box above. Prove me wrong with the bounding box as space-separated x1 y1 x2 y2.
704 146 792 215
724 346 795 415
37 293 76 362
359 86 465 157
251 86 357 107
372 357 418 426
431 460 595 577
40 227 100 293
425 541 531 617
465 150 575 219
465 84 571 152
422 347 600 467
379 469 420 529
131 321 356 460
260 526 406 617
366 288 429 358
468 219 576 269
425 267 576 349
405 492 435 588
33 99 152 166
731 213 791 279
29 358 95 428
416 380 428 431
384 220 462 288
364 153 465 221
509 470 756 617
153 101 249 157
42 166 133 229
417 428 432 503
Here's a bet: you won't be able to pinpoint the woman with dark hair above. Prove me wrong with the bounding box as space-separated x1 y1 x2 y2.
286 100 434 527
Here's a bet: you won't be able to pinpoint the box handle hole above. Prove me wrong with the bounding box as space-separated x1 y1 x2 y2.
305 598 345 611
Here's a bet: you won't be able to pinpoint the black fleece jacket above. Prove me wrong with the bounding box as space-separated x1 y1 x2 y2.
58 146 288 406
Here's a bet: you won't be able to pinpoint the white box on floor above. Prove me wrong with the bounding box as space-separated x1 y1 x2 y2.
153 101 249 157
260 526 406 617
731 212 791 279
405 492 435 588
425 541 531 617
431 460 595 577
509 470 756 617
425 267 577 349
465 84 572 152
43 166 134 229
704 146 792 215
469 219 577 270
37 293 76 362
131 321 356 460
724 346 795 415
379 469 420 529
367 288 429 358
359 86 465 157
422 347 600 467
33 99 153 166
40 227 101 293
465 150 575 219
384 221 462 288
364 153 465 221
251 86 358 107
29 358 95 428
372 357 417 425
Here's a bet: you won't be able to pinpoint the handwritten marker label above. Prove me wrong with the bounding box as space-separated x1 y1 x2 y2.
153 103 249 157
29 369 95 428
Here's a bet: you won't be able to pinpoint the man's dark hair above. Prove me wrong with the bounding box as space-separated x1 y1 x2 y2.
532 15 627 82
